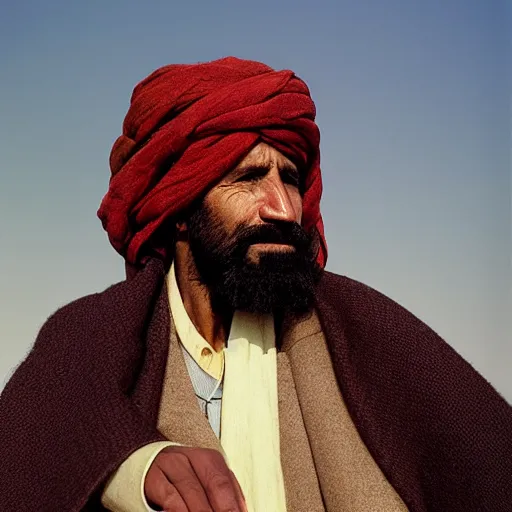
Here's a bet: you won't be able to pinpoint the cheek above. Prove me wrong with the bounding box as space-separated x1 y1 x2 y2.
206 189 256 231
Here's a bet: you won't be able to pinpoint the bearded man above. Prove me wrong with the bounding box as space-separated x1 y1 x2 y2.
1 57 511 512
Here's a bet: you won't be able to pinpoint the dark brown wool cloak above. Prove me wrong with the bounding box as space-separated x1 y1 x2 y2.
0 258 511 511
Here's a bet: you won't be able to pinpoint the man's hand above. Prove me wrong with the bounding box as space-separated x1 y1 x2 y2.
144 446 247 511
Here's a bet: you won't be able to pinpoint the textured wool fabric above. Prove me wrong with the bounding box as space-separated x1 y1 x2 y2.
281 312 407 511
316 276 512 512
97 57 327 267
0 258 511 511
276 354 325 511
0 261 170 512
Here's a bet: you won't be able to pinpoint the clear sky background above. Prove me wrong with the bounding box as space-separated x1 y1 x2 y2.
1 1 511 402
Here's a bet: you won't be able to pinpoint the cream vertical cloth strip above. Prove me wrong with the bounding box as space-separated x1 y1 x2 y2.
171 262 286 510
221 312 287 512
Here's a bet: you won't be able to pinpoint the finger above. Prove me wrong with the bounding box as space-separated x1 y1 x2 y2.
159 452 213 511
144 465 188 512
229 470 248 512
188 449 241 511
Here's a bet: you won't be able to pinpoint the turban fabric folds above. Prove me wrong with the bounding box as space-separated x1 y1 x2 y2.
98 56 327 267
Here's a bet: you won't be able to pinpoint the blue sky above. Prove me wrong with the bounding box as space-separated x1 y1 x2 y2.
1 0 510 401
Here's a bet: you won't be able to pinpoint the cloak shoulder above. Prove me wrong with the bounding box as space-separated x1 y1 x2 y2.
316 271 512 512
0 259 169 511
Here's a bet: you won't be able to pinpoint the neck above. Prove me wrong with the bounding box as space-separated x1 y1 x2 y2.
173 242 231 351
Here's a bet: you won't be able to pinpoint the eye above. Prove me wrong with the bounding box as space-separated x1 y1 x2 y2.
235 168 267 183
282 171 300 188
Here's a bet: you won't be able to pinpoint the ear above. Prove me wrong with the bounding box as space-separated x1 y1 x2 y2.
176 220 188 241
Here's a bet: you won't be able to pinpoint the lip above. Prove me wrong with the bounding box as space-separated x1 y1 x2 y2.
250 243 295 251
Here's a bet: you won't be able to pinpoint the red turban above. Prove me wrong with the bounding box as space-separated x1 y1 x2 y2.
98 56 327 267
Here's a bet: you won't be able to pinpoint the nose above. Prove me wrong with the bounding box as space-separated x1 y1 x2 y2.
258 174 299 224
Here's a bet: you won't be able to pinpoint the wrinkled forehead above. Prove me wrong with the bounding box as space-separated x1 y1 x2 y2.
235 143 297 171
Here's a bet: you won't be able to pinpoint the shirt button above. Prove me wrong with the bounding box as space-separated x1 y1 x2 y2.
201 347 212 357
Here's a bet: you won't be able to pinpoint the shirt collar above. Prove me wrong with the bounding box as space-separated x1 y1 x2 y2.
167 262 224 381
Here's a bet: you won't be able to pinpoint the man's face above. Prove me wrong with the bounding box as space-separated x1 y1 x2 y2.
204 143 303 261
185 142 321 314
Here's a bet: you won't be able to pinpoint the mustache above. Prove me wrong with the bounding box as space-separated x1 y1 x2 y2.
227 222 312 255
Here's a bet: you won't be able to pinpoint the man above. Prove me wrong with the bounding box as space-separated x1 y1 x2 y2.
0 57 511 512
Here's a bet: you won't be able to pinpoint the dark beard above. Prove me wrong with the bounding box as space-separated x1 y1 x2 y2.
186 203 322 315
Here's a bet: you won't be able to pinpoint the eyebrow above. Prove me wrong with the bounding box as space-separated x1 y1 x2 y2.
231 162 300 180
